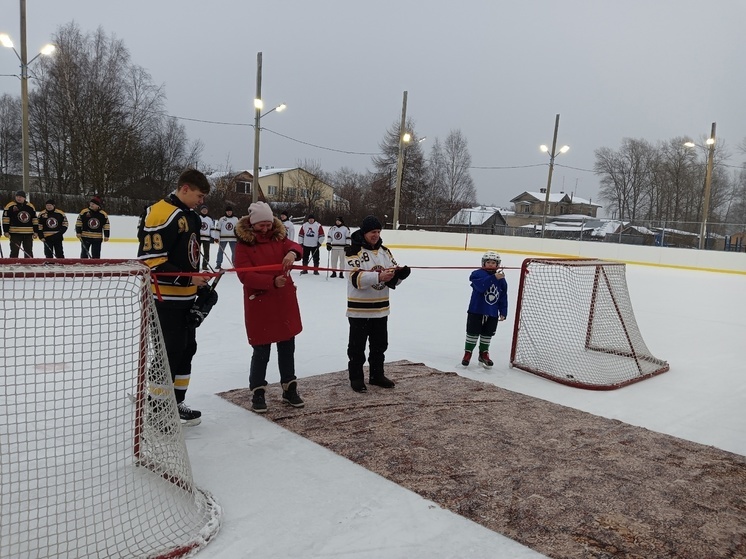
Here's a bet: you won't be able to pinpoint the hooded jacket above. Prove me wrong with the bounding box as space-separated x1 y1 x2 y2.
235 216 303 346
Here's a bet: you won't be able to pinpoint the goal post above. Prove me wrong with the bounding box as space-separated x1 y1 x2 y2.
0 259 221 558
510 258 669 390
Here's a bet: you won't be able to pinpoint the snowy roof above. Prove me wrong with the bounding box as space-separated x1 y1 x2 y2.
447 206 504 226
511 191 601 207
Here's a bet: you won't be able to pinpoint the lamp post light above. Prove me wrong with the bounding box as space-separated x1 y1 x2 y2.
684 122 716 250
392 91 408 230
251 51 286 204
1 2 56 195
539 113 569 238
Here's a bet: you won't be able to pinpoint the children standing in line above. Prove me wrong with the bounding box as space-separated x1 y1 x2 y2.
462 251 508 368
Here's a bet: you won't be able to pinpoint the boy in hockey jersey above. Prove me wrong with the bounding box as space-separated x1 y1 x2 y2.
462 251 508 368
215 206 238 269
345 215 410 392
297 214 324 275
279 210 295 241
137 169 211 425
37 199 68 258
326 216 351 278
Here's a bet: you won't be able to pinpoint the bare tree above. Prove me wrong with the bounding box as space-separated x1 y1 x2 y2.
428 130 477 223
0 94 21 187
292 159 329 216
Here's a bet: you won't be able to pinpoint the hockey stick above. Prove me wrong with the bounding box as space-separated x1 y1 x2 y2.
11 238 33 258
215 240 236 269
326 247 331 280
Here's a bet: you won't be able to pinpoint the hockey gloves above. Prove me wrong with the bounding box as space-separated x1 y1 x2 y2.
385 266 411 289
188 286 219 327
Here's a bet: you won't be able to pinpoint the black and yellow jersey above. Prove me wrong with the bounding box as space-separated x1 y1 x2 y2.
2 200 38 235
137 194 201 307
37 208 69 238
75 208 110 240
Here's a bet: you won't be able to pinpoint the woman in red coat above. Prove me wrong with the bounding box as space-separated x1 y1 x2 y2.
235 201 304 413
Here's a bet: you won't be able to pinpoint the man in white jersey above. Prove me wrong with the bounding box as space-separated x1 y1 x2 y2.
297 214 324 275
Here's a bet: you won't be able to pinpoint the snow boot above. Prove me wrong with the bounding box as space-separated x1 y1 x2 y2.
350 378 367 392
330 272 337 278
369 374 395 388
461 351 472 366
251 387 267 414
178 402 202 426
478 351 494 368
339 272 344 279
281 380 305 408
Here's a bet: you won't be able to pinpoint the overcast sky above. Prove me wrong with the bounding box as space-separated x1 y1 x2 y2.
2 0 745 209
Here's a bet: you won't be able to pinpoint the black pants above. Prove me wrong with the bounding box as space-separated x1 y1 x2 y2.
9 233 33 257
249 338 296 390
302 246 320 269
200 240 211 270
43 235 65 258
156 304 198 403
81 238 102 258
465 312 499 339
347 317 388 383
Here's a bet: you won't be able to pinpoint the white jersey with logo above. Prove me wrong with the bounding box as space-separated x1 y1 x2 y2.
326 225 351 248
346 243 398 319
199 215 217 242
282 218 295 241
215 215 239 241
298 221 324 248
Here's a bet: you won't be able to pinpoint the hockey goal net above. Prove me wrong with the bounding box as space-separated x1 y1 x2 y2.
0 259 221 559
510 258 668 390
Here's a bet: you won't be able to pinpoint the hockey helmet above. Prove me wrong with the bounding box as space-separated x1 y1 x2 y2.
482 251 501 267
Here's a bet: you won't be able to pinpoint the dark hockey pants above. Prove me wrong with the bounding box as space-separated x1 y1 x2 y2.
347 317 388 383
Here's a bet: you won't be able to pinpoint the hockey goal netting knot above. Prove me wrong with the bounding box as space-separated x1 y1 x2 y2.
510 258 669 390
0 259 221 558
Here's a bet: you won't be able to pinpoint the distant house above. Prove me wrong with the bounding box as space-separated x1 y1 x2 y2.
209 167 347 214
447 206 507 234
510 191 602 221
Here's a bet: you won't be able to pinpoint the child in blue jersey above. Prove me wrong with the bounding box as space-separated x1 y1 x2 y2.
462 251 508 368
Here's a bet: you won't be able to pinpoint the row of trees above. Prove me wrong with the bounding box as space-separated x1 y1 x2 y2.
594 138 746 235
0 23 201 208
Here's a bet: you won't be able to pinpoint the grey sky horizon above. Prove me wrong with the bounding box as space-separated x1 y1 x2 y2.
2 0 744 212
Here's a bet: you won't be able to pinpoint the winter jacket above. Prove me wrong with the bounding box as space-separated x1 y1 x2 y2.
467 268 508 318
235 216 303 347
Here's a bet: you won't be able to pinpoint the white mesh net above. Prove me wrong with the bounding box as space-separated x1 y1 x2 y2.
0 260 221 558
510 258 669 389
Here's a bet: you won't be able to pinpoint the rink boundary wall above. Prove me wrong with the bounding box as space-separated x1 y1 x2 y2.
67 216 746 275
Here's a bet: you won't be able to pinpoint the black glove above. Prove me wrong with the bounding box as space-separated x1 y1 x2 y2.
395 266 411 281
326 244 332 251
188 286 219 327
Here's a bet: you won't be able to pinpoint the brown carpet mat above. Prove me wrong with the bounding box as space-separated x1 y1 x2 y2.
218 360 746 559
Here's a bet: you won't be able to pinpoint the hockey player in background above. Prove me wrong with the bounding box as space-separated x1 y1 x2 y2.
2 190 38 257
214 206 238 269
198 204 217 270
75 196 110 258
461 251 508 368
326 216 351 278
37 199 68 258
297 214 324 275
279 210 295 241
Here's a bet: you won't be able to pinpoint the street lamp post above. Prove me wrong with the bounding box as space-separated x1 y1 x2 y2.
1 0 55 195
684 122 716 250
392 91 408 230
539 113 569 238
251 51 286 204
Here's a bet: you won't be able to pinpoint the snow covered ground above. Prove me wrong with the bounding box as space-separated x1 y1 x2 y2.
32 237 746 558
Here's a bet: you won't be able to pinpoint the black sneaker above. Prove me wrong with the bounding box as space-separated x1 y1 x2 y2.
281 381 305 408
299 270 308 275
251 388 267 413
178 402 202 426
369 375 395 388
339 273 344 278
313 271 320 275
330 272 337 278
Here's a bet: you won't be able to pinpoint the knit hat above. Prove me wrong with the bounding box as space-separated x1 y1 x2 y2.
45 199 55 206
360 215 382 234
248 201 274 225
199 204 208 212
280 210 289 219
15 190 26 198
307 214 315 221
225 205 233 212
336 216 344 223
90 196 103 207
